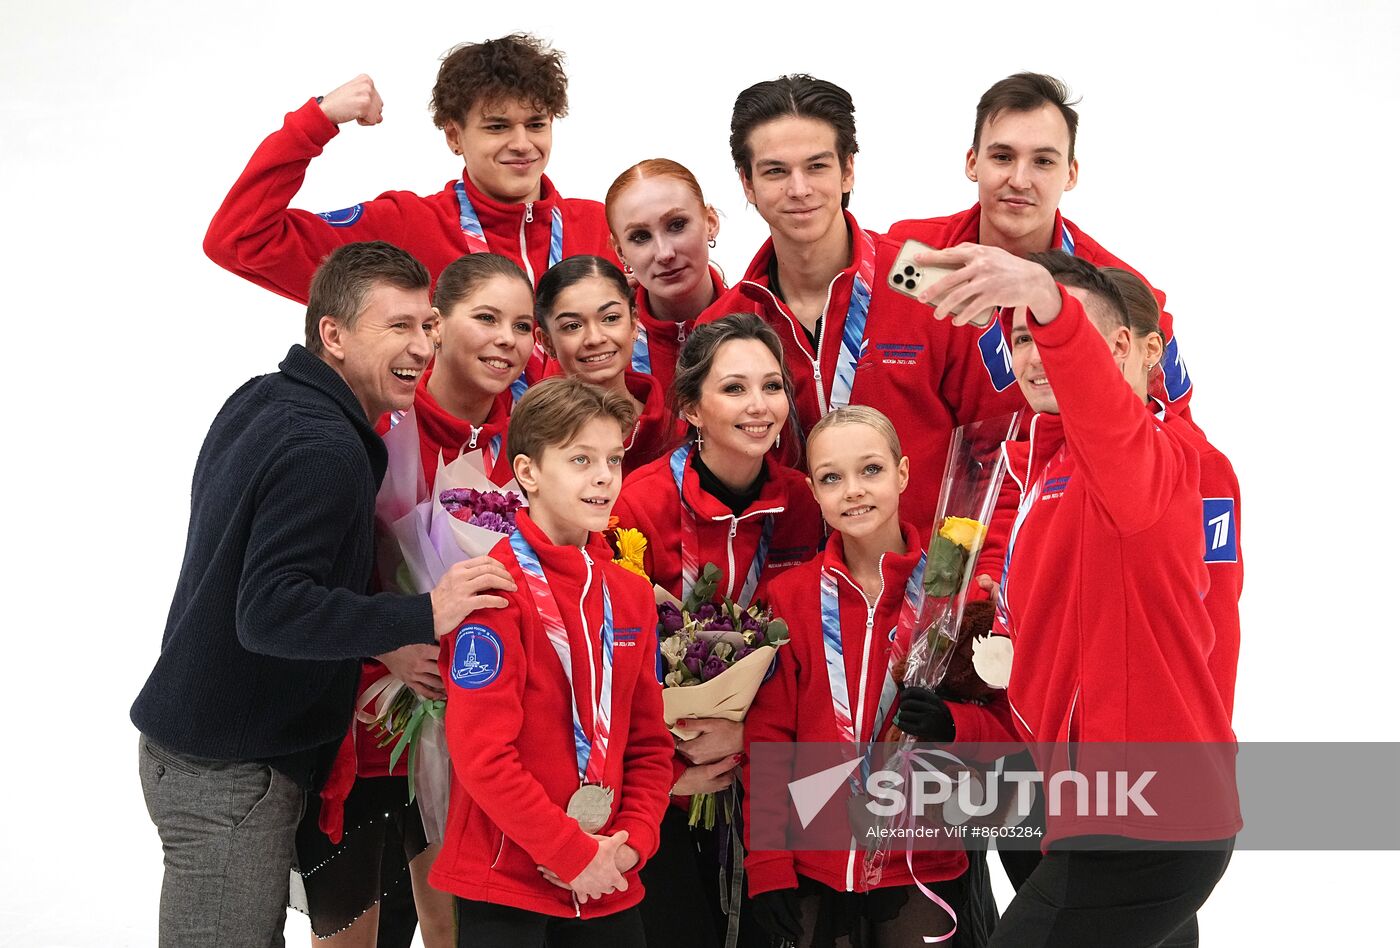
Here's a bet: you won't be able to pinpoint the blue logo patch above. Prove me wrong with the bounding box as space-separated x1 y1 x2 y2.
1202 498 1238 564
614 626 641 648
316 204 365 228
1041 476 1072 500
450 624 503 690
978 321 1016 392
1162 336 1192 402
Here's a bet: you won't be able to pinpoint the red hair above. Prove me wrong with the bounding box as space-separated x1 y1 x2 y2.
604 158 708 235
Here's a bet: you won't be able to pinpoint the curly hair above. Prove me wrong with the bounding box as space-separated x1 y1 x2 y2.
431 33 569 128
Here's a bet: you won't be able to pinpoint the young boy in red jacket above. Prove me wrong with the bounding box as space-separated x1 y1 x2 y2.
203 34 619 395
892 72 1195 421
430 377 673 947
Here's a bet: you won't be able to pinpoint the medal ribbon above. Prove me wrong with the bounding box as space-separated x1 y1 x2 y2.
632 322 651 374
820 553 928 752
825 228 877 414
668 444 774 606
509 531 614 784
996 424 1067 640
456 183 564 403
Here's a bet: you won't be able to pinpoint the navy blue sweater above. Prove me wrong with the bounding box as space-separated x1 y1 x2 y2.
131 346 435 786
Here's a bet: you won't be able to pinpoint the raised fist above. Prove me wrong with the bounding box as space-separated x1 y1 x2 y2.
319 74 384 127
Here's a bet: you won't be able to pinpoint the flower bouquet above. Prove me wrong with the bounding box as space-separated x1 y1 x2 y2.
365 408 526 842
609 528 789 828
863 411 1023 886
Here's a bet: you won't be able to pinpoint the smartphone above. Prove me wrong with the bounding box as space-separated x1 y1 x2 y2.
886 238 994 326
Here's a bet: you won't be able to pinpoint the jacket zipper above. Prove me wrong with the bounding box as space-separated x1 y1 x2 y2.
706 504 786 600
520 202 536 285
741 270 843 417
490 832 506 868
467 425 481 450
834 559 888 891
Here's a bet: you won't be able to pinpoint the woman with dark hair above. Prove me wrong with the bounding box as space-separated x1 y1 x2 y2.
697 75 1023 532
535 256 677 475
612 312 823 948
604 158 727 394
300 253 536 948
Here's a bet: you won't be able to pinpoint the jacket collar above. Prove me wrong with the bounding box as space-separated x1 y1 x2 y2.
623 370 672 447
634 265 725 331
820 520 924 608
680 453 789 522
512 510 614 588
458 170 559 227
279 345 386 470
739 209 871 293
959 202 1068 253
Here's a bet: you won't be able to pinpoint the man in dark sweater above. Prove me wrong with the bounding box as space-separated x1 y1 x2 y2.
131 241 515 948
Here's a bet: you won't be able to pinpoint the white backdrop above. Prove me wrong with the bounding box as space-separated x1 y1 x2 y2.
2 1 1395 944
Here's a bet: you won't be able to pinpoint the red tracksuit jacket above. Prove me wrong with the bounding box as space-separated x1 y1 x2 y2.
886 204 1194 419
994 287 1239 845
744 525 968 896
632 266 727 397
430 513 673 917
203 97 619 299
1157 407 1243 720
613 451 823 604
698 211 1024 533
621 370 680 477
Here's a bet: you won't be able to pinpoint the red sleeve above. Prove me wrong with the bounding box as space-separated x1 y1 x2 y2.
1031 286 1193 535
741 584 802 896
203 99 410 304
439 596 600 882
946 694 1019 747
607 600 674 868
940 317 1027 430
970 467 1020 598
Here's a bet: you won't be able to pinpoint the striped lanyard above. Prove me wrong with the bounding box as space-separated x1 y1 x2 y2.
825 229 877 414
454 181 563 404
668 444 773 607
453 180 564 265
632 322 651 375
820 551 928 754
509 531 614 785
996 435 1067 639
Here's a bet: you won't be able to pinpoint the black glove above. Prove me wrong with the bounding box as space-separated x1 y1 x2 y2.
895 685 956 743
751 887 803 942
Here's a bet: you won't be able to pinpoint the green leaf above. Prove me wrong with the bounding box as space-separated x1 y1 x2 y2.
923 536 968 599
765 618 789 645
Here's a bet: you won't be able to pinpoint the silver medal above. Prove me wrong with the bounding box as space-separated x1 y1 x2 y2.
566 784 615 833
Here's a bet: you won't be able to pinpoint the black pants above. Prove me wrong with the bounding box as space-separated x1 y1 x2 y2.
988 837 1234 948
455 897 646 948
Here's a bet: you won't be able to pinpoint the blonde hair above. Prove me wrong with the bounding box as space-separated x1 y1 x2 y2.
506 377 637 463
806 406 902 464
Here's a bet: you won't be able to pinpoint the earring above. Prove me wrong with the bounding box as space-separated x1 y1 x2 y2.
707 237 717 249
622 263 634 276
433 341 441 350
695 429 704 451
1145 362 1156 371
775 430 781 450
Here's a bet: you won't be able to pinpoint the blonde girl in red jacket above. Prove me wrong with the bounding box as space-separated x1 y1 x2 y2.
534 256 677 476
612 313 823 948
743 406 968 947
604 159 727 395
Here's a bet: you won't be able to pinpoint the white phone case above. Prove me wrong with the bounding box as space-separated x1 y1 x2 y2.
886 238 994 326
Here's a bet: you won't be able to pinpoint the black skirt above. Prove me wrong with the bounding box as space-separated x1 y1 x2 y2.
292 775 430 938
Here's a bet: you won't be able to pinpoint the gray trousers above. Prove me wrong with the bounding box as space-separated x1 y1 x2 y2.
138 735 306 948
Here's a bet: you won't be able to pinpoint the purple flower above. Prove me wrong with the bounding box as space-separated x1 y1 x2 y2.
704 618 732 632
695 603 718 622
733 644 754 663
701 654 729 682
683 640 709 677
658 604 684 634
469 511 512 534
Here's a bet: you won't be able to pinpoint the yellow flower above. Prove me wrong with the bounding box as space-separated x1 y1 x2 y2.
613 527 649 580
938 516 987 553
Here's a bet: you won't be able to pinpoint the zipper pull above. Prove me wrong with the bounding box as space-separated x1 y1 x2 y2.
729 519 738 539
467 426 480 449
677 324 687 345
525 202 534 224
